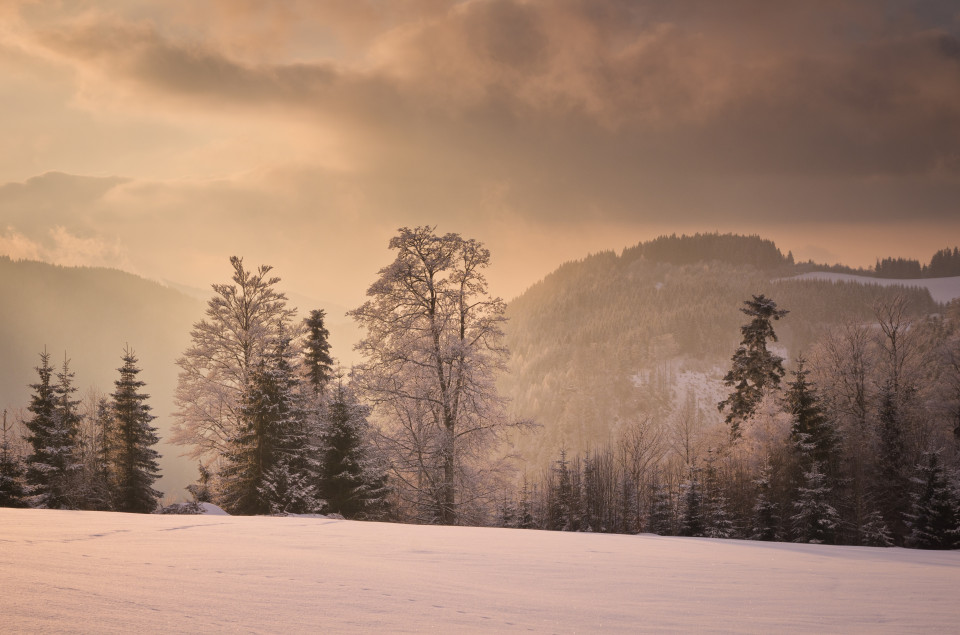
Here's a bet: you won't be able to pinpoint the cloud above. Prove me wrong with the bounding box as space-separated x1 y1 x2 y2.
2 1 960 298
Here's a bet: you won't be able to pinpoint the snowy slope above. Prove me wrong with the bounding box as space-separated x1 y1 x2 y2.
3 509 959 633
789 272 960 304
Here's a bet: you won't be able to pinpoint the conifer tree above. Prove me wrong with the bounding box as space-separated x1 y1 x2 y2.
648 478 675 535
24 352 81 509
702 454 735 539
859 510 894 547
317 379 389 519
186 462 214 504
0 410 28 508
751 465 781 542
876 382 909 541
719 295 789 438
517 478 536 529
110 348 163 513
906 451 960 549
791 462 840 544
304 309 334 394
680 465 705 537
220 335 316 515
785 358 839 473
548 450 579 531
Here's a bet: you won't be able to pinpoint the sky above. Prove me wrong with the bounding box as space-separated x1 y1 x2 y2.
1 0 959 308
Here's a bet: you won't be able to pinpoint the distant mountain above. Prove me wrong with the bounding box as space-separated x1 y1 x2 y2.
0 257 203 498
500 233 944 469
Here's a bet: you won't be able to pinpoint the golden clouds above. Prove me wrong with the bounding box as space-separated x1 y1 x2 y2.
1 1 959 303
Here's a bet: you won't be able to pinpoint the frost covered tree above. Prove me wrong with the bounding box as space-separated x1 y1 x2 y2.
0 410 28 508
680 466 705 537
186 462 214 504
173 256 298 461
350 226 512 524
304 309 334 395
24 352 82 509
317 379 389 519
791 462 840 544
785 358 839 477
648 478 675 535
876 382 910 541
547 450 579 531
702 453 735 539
751 463 781 541
718 295 788 439
219 334 316 515
907 451 960 550
110 348 163 513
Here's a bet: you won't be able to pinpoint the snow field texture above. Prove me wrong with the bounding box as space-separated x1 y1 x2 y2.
2 508 958 633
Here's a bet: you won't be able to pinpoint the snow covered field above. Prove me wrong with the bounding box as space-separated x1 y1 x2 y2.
3 509 959 633
789 272 960 304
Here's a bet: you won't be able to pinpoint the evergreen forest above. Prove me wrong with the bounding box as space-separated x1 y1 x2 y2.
2 233 959 549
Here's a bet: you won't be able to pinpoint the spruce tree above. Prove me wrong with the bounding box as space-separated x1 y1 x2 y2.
318 380 390 519
718 295 789 438
304 309 334 394
24 352 81 509
791 462 840 544
680 466 705 537
906 451 960 549
517 478 536 529
702 454 735 539
111 348 163 513
785 358 839 473
548 450 579 531
186 462 214 504
220 335 317 515
0 410 28 508
876 382 909 542
751 462 781 541
648 478 675 535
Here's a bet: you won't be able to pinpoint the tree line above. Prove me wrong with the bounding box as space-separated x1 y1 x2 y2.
0 348 161 512
496 295 960 549
873 247 960 279
3 229 957 549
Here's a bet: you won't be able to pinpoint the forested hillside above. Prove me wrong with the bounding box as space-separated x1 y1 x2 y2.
501 234 941 469
0 257 202 496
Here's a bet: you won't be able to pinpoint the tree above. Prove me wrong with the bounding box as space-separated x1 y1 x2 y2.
110 347 163 513
785 358 839 476
350 226 512 524
24 352 81 509
876 382 910 542
219 334 316 515
791 462 840 544
906 451 960 549
304 309 334 394
648 477 675 535
680 465 705 537
317 378 389 519
718 295 789 438
547 449 579 531
186 462 214 504
0 410 28 508
751 462 780 541
173 256 298 461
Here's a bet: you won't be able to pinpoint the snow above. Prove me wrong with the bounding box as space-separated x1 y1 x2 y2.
788 272 960 304
197 502 229 515
3 509 959 633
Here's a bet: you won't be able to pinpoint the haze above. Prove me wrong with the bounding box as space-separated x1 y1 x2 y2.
2 1 959 307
